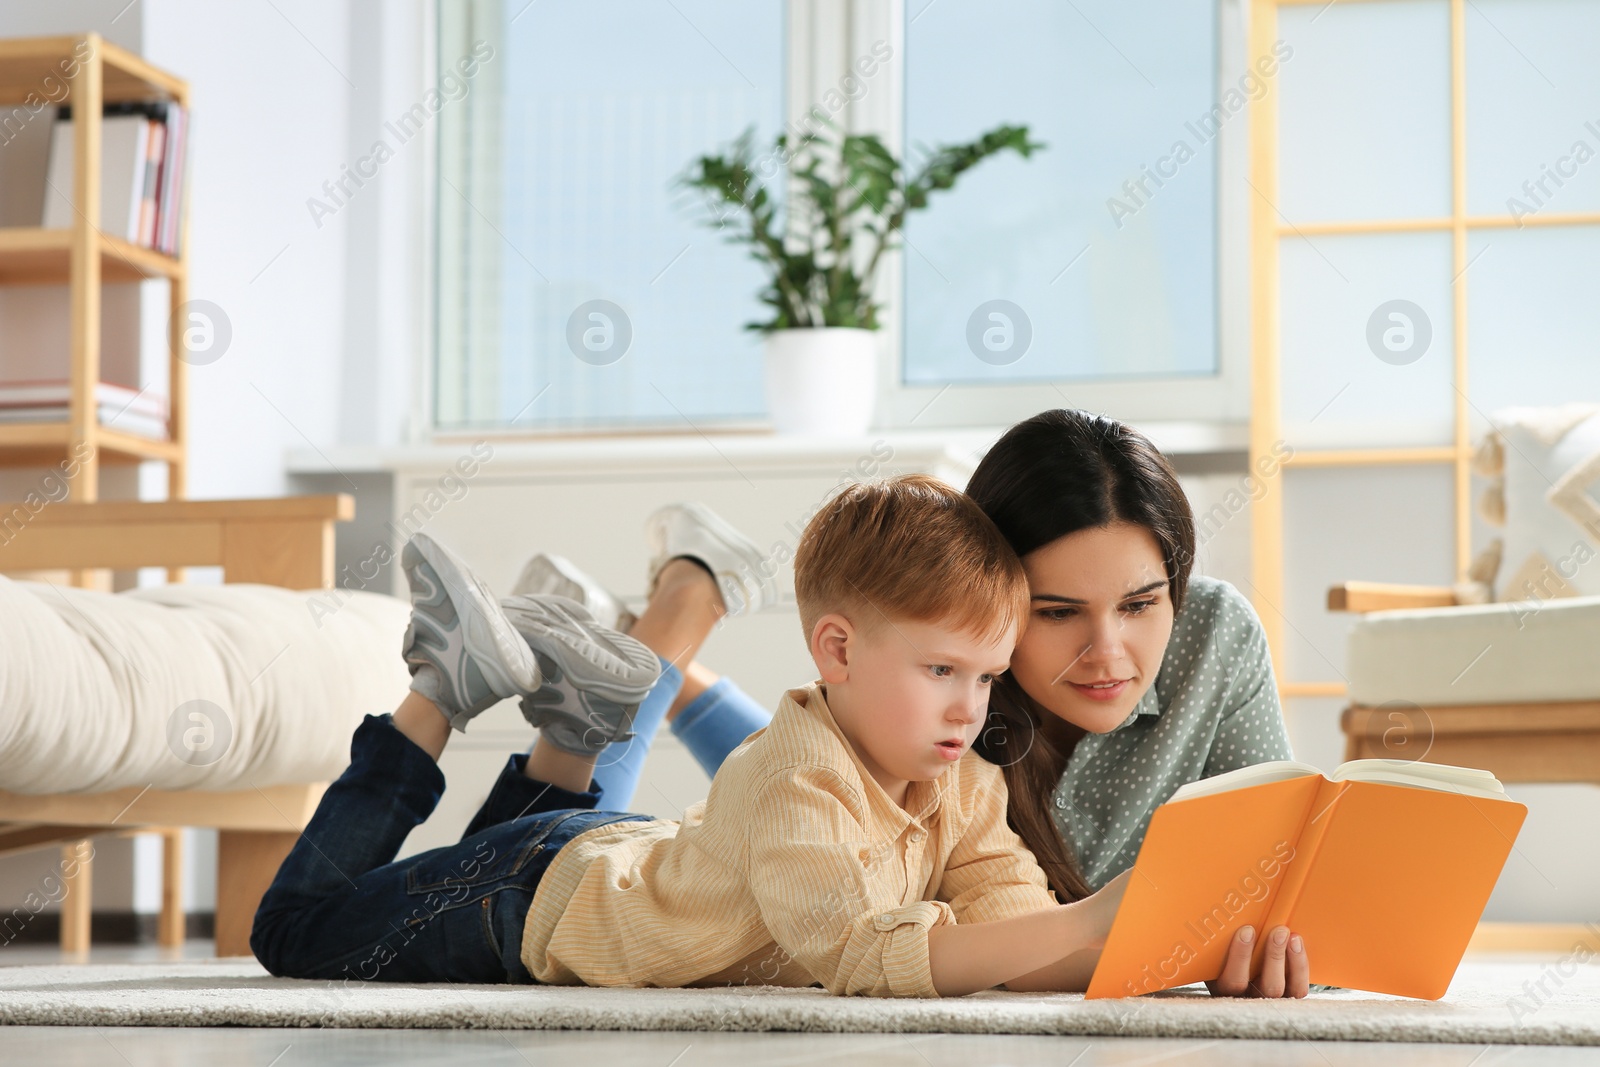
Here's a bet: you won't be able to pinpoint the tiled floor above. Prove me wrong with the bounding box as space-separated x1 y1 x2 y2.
2 943 1597 1066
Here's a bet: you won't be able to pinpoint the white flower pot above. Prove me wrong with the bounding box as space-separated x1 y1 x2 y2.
763 327 878 437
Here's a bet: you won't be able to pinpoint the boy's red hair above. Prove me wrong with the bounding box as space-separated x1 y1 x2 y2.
793 474 1029 643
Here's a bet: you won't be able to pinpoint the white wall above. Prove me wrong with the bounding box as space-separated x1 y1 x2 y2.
140 0 352 497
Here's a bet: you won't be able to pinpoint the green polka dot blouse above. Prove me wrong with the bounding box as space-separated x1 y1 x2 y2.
1049 575 1294 891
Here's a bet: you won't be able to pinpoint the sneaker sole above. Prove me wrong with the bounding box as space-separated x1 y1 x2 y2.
500 596 659 704
408 535 540 698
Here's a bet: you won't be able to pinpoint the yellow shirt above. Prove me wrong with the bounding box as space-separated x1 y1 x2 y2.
519 681 1060 997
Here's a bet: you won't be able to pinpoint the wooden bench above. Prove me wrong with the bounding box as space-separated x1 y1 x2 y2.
0 494 352 957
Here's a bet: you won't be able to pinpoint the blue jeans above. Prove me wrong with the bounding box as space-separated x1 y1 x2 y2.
250 713 654 984
583 660 774 812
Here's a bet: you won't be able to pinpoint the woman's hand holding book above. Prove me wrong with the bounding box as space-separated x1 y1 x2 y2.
1204 923 1310 999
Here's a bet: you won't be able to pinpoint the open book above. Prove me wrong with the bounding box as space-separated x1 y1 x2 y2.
1084 759 1527 1000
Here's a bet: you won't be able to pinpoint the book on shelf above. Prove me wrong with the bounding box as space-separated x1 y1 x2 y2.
1084 757 1527 1001
40 102 188 254
0 379 167 420
158 105 188 254
0 379 169 439
136 117 165 247
0 403 168 440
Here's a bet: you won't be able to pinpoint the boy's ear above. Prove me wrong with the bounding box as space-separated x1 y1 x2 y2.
809 612 855 684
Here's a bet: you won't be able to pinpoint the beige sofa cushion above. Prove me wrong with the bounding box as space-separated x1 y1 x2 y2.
0 577 411 794
1347 593 1600 706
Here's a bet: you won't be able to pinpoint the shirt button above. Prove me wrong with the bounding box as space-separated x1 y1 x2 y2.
910 831 926 843
877 913 897 929
1055 797 1065 809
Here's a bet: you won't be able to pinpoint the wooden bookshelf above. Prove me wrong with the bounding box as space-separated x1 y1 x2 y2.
0 35 185 104
0 420 182 467
0 33 190 507
0 227 183 284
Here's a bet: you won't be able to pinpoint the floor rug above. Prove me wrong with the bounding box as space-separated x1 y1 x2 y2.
0 958 1595 1044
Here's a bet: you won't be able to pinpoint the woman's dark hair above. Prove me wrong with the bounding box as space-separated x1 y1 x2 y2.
967 408 1196 902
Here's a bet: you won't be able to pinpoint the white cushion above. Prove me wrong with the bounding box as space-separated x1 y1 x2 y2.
0 577 412 794
1347 593 1600 706
1493 405 1600 600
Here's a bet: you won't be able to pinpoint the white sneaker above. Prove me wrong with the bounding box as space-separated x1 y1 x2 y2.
645 502 776 617
400 534 542 733
509 552 638 633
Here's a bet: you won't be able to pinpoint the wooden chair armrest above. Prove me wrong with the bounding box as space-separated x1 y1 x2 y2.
1327 580 1459 613
0 494 354 589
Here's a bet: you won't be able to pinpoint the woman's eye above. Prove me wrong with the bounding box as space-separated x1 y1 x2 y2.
1037 607 1075 621
1124 599 1158 615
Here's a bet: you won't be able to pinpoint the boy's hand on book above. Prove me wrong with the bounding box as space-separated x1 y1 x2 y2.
1078 868 1134 950
1204 924 1309 999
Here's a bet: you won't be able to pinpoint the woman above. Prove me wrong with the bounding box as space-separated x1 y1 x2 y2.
536 409 1310 998
963 408 1310 999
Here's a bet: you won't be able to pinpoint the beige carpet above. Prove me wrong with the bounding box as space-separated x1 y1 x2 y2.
0 958 1596 1044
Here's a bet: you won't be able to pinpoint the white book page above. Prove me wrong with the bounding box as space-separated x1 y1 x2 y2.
1168 760 1321 803
1331 758 1506 800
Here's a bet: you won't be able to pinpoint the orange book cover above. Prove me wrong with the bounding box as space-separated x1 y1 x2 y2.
1084 760 1528 1000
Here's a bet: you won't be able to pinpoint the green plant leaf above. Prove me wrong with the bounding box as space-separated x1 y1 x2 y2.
674 120 1042 333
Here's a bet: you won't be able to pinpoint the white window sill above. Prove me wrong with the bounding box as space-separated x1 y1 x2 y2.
285 421 1248 477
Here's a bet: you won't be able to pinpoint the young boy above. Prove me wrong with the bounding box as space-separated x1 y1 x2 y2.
251 475 1128 996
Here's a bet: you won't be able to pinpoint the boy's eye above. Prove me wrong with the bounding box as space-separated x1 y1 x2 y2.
929 665 954 678
978 673 996 685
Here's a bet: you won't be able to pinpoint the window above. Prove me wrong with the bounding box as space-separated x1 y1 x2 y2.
432 0 1244 433
902 0 1220 386
434 0 784 430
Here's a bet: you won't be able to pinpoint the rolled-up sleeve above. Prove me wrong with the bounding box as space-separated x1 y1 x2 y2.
936 763 1059 925
745 765 952 997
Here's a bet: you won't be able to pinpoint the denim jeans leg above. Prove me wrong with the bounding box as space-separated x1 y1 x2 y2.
397 807 655 985
255 714 444 919
459 750 603 842
249 712 659 984
250 713 461 977
260 802 653 983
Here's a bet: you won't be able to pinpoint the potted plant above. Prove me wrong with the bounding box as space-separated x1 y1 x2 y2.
678 122 1043 436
